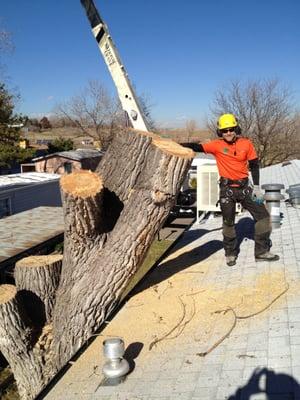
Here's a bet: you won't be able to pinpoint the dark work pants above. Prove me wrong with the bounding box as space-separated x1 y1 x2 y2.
219 185 271 257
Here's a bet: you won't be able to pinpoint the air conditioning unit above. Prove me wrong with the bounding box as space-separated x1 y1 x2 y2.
197 163 220 213
196 163 241 222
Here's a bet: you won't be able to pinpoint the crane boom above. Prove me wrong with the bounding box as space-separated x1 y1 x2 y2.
80 0 150 131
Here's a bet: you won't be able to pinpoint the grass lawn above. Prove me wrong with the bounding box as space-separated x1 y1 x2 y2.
121 239 171 301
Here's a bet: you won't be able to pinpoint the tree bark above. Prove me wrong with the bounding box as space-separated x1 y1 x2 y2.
0 129 194 398
15 255 63 323
0 285 56 400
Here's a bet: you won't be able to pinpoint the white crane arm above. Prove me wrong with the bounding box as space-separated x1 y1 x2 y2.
80 0 150 132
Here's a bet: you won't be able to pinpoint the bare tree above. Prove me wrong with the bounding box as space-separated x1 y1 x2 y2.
55 81 156 149
54 80 126 149
138 92 157 132
0 129 193 400
208 79 300 166
185 119 198 142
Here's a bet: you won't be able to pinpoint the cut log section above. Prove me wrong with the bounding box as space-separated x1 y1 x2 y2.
0 284 52 400
60 170 105 238
53 129 195 366
15 255 63 324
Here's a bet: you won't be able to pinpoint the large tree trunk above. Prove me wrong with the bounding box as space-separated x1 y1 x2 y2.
0 129 194 399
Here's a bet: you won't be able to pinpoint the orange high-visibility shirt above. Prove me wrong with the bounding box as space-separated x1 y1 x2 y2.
202 137 257 180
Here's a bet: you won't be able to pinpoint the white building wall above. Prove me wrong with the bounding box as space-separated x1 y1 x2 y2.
0 181 61 217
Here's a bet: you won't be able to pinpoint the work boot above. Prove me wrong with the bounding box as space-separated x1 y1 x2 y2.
226 255 237 266
255 252 280 262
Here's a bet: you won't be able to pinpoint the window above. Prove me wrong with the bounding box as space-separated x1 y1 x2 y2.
64 162 72 174
0 198 11 218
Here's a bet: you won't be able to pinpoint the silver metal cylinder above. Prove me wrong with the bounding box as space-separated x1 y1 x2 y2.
103 337 125 359
261 184 284 229
102 337 129 380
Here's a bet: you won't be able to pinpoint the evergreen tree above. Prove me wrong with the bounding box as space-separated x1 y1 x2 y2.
47 137 74 154
0 82 34 169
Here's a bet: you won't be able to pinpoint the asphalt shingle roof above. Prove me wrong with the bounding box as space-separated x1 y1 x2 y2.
0 172 60 190
33 149 104 162
0 207 63 269
41 159 300 400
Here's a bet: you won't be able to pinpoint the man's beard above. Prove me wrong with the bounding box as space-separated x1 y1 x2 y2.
224 135 236 143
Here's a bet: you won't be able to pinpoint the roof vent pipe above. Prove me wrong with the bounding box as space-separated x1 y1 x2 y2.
102 337 129 382
261 184 285 229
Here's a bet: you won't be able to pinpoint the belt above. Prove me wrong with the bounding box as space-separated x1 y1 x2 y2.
220 177 249 187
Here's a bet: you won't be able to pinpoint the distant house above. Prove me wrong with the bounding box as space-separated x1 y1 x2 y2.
33 149 104 174
36 139 54 145
20 163 36 173
0 172 61 218
81 138 94 146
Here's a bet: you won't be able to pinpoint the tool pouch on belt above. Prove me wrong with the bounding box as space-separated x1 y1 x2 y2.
219 177 251 201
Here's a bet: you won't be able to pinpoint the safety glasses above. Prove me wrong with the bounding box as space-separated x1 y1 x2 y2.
221 128 235 134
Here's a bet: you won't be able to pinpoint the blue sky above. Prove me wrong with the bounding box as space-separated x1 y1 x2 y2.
1 0 300 128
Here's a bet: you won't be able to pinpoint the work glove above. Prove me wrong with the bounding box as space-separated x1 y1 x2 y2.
181 143 203 152
252 185 265 204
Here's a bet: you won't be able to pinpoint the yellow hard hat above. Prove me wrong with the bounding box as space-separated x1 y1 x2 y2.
217 113 238 130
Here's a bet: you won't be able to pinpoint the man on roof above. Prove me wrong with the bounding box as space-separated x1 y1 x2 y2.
183 113 279 266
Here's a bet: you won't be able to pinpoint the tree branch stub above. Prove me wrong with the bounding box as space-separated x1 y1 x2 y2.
60 170 105 240
15 255 63 324
60 169 103 199
0 284 16 304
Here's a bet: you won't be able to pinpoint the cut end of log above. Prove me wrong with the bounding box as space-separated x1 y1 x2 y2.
60 170 103 198
152 137 195 158
133 129 160 139
130 129 195 158
0 285 17 304
16 255 63 269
